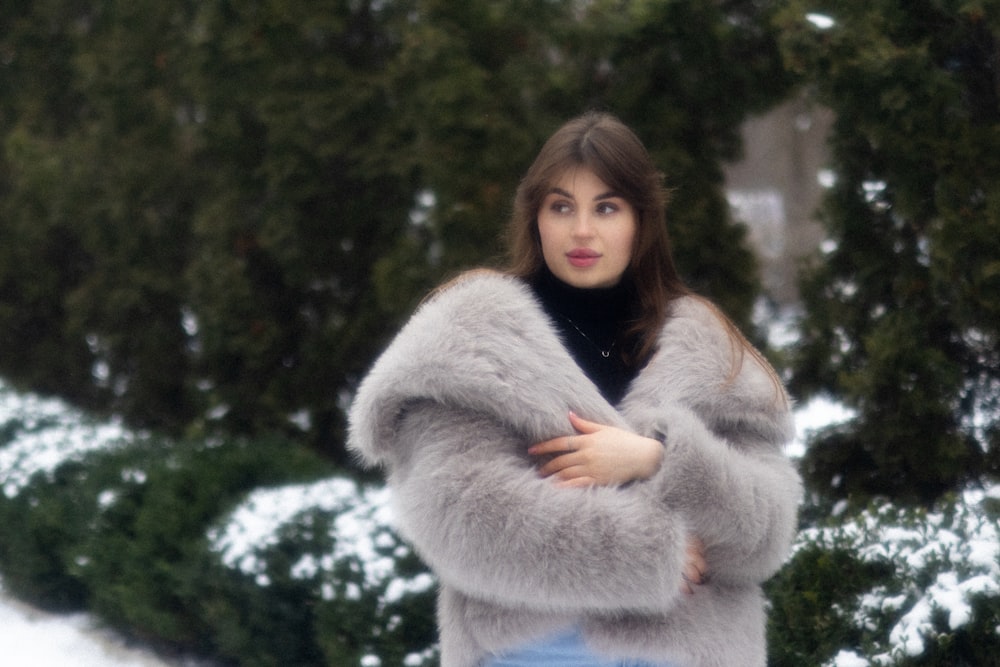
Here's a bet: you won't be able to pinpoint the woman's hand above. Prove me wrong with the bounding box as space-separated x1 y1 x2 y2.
528 411 663 487
680 535 709 595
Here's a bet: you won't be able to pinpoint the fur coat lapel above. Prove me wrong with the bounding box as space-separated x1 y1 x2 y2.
350 272 628 467
349 271 792 468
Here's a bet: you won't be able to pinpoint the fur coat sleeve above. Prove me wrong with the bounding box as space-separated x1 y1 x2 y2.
348 272 801 615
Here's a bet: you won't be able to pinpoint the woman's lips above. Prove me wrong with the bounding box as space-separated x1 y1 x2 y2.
566 249 601 267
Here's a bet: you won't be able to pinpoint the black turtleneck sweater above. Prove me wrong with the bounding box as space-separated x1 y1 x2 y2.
531 268 640 406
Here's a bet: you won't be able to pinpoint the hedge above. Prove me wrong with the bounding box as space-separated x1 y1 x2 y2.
0 379 436 665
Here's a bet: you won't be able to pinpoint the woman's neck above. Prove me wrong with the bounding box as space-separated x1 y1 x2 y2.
534 267 633 326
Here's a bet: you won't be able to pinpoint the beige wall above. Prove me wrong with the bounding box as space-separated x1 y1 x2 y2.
724 97 834 306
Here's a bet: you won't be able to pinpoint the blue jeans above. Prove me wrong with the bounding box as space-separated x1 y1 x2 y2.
485 626 675 667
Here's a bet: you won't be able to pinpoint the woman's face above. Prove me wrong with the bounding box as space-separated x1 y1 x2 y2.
537 166 637 289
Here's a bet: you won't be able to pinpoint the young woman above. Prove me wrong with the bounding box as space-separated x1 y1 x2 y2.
348 112 802 667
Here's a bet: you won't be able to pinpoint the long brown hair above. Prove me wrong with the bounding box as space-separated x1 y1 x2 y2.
435 113 784 400
505 111 689 364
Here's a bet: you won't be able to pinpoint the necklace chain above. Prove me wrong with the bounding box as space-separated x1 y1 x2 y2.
557 314 616 358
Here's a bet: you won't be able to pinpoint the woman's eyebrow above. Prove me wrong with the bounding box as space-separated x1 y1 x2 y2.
547 187 621 201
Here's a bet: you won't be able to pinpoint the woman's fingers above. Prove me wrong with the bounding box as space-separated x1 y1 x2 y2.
537 452 584 477
567 411 604 433
555 475 597 488
529 413 662 486
680 535 709 594
527 435 577 456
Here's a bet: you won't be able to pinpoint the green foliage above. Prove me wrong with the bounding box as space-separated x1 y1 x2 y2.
0 460 92 611
767 545 891 666
768 489 1000 666
777 1 1000 504
82 438 328 649
0 402 335 657
0 0 786 461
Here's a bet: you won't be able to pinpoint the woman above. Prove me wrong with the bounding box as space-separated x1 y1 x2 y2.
348 112 802 667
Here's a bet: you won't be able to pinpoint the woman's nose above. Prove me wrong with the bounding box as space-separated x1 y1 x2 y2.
570 213 595 238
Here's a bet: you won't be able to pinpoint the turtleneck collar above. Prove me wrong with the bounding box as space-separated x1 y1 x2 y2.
533 266 634 327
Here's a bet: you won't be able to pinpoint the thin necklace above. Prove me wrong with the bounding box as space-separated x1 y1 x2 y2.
557 313 616 358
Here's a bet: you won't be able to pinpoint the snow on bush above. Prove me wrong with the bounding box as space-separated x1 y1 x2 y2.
799 485 1000 666
0 380 133 498
207 479 438 666
208 477 435 602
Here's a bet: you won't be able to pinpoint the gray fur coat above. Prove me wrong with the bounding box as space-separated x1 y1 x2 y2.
348 273 802 667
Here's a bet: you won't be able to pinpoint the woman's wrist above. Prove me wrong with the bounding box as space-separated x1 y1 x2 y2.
637 435 665 480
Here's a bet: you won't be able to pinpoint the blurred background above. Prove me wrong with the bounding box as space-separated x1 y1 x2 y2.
1 1 998 666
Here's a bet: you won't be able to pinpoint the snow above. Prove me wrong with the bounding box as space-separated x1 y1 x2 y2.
789 394 856 458
0 388 132 499
0 585 182 667
805 483 1000 666
204 477 430 600
806 13 836 30
831 650 869 667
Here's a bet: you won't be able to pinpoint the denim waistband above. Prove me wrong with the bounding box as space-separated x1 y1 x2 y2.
484 626 676 667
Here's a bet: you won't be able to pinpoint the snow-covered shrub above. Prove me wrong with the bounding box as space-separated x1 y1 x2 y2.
769 487 1000 666
0 381 134 609
207 480 438 667
0 379 437 665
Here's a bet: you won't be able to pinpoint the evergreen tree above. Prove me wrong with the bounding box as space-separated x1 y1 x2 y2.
1 0 791 461
0 1 102 411
2 1 210 431
175 1 423 458
778 1 1000 504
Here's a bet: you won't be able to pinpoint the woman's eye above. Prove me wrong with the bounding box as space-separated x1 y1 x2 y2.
596 202 619 215
550 201 573 214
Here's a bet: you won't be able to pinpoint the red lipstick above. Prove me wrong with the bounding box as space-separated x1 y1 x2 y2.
566 248 601 267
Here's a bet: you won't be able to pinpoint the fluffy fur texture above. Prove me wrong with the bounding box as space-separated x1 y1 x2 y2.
348 273 802 667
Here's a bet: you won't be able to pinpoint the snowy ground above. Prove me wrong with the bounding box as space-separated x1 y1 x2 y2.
0 583 185 667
